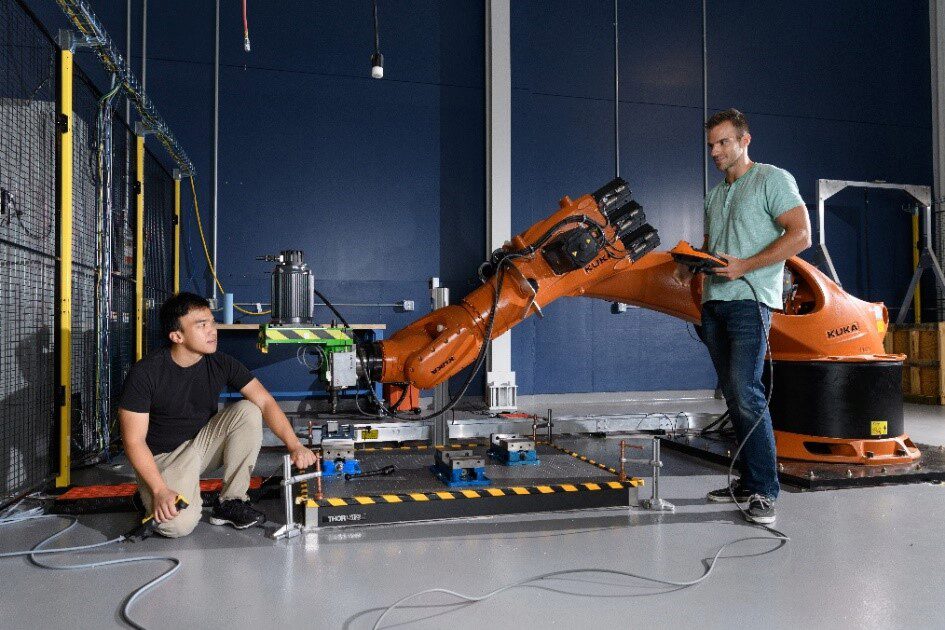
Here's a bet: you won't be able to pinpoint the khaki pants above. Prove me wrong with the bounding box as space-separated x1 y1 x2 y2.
136 400 263 538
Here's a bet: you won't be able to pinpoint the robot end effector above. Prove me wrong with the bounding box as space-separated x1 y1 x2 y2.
479 178 659 282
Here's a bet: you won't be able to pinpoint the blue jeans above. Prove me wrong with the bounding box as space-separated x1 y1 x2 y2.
701 300 780 499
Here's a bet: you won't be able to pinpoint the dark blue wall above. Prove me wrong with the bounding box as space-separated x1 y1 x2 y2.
31 1 932 397
510 0 932 394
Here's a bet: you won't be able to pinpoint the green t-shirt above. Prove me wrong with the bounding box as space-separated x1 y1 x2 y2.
703 163 805 309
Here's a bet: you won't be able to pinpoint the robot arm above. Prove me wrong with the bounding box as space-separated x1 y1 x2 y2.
363 178 660 390
364 178 892 396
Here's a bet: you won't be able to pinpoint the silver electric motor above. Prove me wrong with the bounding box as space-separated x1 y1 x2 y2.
259 250 314 325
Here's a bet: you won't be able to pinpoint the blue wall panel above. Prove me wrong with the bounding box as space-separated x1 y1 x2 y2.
511 2 714 394
511 0 931 395
30 0 932 398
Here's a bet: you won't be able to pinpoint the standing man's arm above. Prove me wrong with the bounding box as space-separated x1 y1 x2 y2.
119 409 181 523
239 378 317 469
714 205 811 280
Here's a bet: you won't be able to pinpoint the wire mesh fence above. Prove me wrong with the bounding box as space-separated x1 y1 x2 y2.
1 0 177 500
70 67 100 461
110 121 135 423
0 0 59 500
143 151 174 354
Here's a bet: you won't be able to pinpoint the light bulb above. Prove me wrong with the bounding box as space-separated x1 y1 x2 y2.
371 52 384 79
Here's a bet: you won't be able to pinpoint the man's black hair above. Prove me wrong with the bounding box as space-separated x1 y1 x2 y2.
705 108 750 137
159 292 211 343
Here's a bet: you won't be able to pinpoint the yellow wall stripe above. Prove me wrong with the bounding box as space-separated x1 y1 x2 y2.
55 48 74 488
173 175 180 293
134 134 144 361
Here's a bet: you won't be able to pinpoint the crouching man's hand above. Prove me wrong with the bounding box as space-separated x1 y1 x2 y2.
152 486 182 523
289 444 318 470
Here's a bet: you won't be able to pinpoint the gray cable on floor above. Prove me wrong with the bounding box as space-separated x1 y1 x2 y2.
371 277 790 629
0 510 181 630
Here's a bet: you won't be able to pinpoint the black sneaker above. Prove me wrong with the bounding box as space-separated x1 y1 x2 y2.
209 498 266 529
744 494 776 524
706 479 752 503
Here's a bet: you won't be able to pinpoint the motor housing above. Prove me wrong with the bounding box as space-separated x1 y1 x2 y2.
267 250 314 325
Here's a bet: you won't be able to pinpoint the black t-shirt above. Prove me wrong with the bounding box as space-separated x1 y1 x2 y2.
118 347 255 454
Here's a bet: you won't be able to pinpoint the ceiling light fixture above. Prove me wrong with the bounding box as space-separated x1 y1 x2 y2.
371 0 383 79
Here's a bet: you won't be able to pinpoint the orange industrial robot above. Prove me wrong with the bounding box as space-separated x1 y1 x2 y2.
361 178 918 466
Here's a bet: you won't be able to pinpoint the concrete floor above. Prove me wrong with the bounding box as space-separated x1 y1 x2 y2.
3 394 945 630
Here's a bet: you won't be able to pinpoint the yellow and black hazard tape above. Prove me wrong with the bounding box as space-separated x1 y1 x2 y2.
265 327 349 342
299 479 642 508
549 442 620 476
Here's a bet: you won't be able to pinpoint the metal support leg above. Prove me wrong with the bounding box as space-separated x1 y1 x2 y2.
433 414 449 447
809 243 842 287
637 437 674 512
271 455 303 540
896 205 945 324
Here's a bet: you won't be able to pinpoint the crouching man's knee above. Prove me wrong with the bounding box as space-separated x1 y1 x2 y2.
155 507 201 538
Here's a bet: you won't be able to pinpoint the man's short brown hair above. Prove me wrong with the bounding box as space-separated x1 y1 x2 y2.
705 108 749 137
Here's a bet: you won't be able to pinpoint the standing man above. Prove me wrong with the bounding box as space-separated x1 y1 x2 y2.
118 292 317 537
674 109 811 524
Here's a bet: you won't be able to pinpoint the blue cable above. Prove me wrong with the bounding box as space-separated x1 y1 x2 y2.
0 511 181 630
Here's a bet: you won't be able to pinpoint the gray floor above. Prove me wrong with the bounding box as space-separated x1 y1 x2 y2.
4 394 945 630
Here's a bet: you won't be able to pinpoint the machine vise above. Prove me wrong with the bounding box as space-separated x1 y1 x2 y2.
320 438 362 477
488 433 539 466
430 449 491 488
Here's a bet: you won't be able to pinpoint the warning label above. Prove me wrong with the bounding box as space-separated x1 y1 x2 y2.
870 421 888 436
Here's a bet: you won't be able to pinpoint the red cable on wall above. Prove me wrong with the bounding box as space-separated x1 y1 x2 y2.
242 0 250 52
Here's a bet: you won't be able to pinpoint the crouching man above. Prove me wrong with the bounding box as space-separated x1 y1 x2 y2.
118 292 317 537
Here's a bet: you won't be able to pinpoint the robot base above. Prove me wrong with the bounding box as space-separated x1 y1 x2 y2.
774 430 920 465
765 359 920 465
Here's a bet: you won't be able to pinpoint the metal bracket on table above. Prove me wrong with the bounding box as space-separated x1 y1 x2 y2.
531 409 554 445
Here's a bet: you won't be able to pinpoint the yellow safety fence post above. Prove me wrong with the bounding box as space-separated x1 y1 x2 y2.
173 169 182 294
912 213 921 323
135 132 145 360
55 34 74 487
